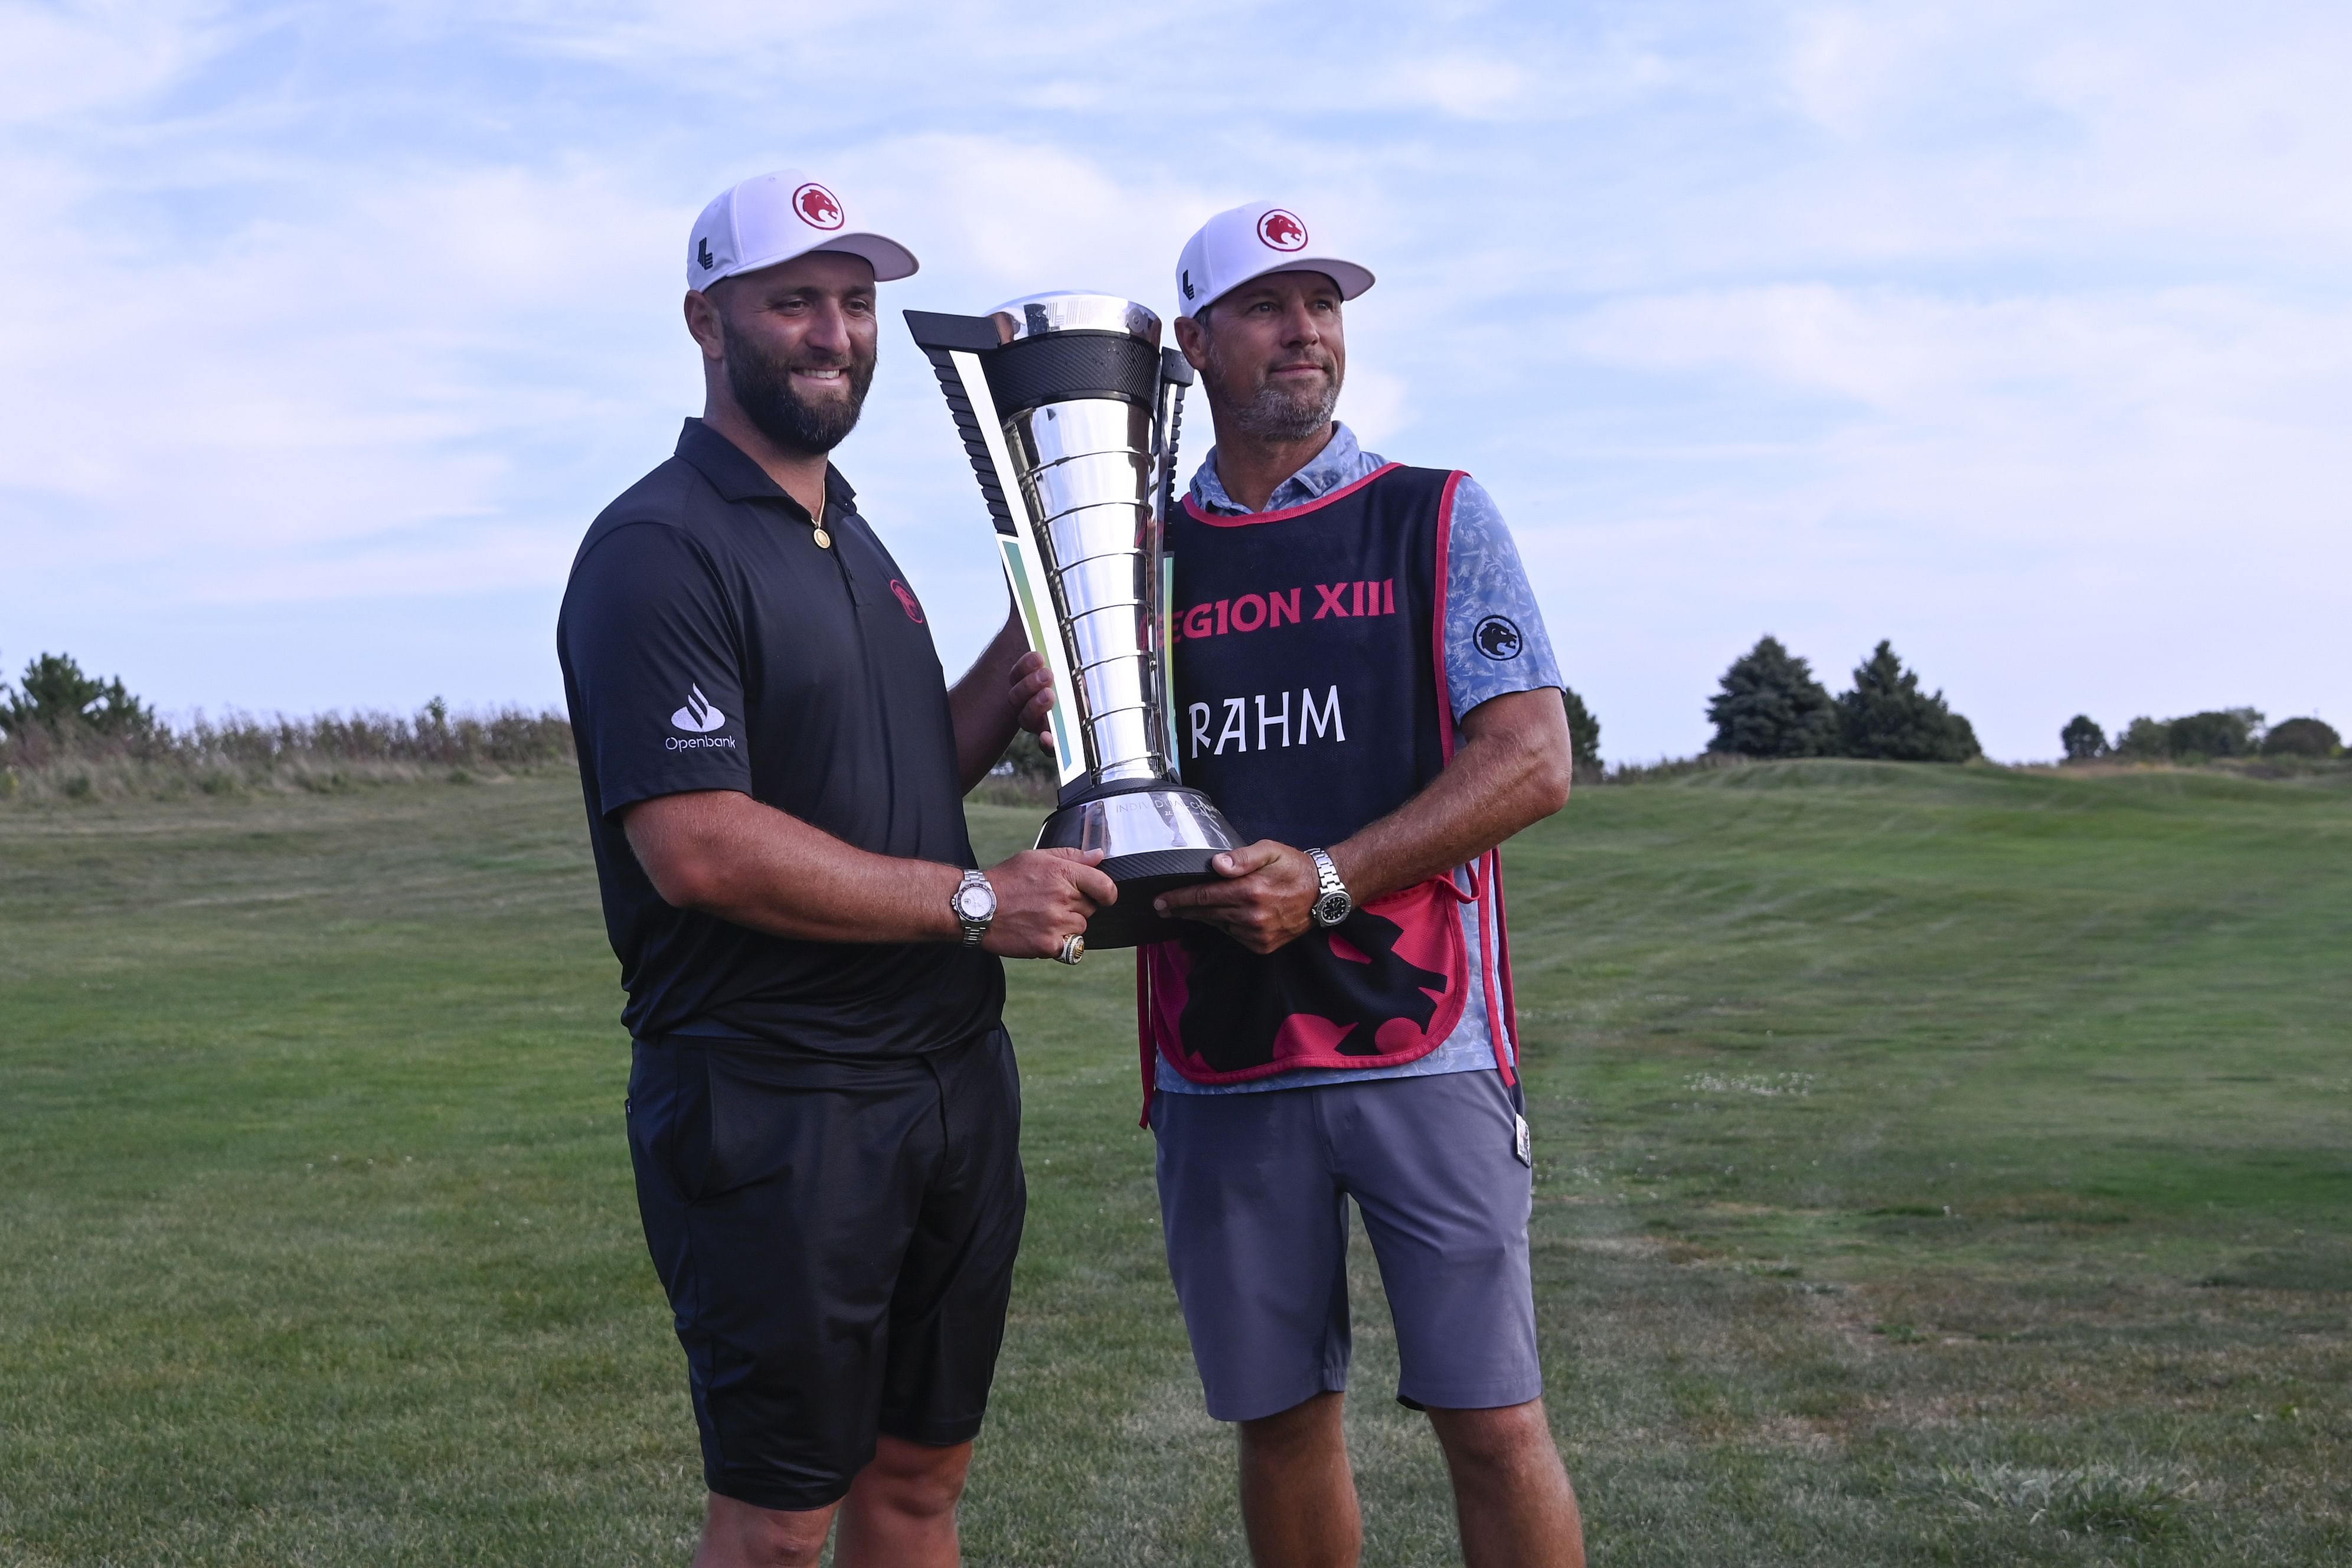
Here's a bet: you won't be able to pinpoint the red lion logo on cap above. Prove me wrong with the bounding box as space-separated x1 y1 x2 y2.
1257 209 1308 251
793 182 845 230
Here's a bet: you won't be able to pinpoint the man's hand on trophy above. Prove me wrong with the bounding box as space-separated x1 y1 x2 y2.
1152 841 1319 954
1008 651 1055 740
982 848 1116 959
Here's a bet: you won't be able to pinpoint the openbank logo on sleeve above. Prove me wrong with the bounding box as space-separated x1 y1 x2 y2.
672 685 726 731
667 685 739 751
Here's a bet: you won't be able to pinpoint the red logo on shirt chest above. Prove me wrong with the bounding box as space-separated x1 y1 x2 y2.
890 579 925 623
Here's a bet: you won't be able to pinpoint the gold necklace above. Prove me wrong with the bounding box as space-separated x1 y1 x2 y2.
811 499 831 550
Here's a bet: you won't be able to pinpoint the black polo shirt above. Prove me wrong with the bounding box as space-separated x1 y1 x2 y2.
557 418 1002 1057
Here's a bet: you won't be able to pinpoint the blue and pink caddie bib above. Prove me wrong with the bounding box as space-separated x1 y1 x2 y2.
1138 463 1521 1105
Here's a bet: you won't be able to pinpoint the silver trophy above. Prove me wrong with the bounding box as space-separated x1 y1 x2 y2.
907 292 1242 948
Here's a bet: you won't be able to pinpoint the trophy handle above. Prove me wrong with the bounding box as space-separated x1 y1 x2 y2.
906 310 1090 792
1151 347 1193 783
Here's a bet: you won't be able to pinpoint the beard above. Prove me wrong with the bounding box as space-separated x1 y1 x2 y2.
1204 329 1341 442
721 313 876 455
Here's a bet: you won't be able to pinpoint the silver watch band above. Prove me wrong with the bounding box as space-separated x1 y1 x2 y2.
1308 848 1344 897
1306 848 1351 927
952 868 995 946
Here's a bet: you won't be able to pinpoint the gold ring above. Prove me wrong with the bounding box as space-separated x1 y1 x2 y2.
1055 933 1086 965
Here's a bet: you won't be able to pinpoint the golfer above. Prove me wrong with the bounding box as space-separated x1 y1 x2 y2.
557 169 1112 1568
1142 202 1584 1566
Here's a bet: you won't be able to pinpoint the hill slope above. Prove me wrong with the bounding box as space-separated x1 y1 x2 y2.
1 763 2344 1564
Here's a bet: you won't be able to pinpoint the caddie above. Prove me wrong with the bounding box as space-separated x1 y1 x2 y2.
1144 201 1583 1567
557 169 1112 1568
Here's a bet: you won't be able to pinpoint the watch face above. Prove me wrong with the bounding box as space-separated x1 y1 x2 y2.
956 883 996 922
1315 891 1352 926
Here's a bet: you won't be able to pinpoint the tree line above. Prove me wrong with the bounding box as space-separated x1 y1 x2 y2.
1704 637 1979 762
2061 710 2341 763
1697 638 2341 766
9 643 2335 807
1 651 572 802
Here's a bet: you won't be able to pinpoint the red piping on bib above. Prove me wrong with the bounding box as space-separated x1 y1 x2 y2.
1494 851 1520 1077
1138 955 1155 1129
1476 850 1515 1087
1431 471 1465 762
1432 472 1514 1083
1182 462 1404 527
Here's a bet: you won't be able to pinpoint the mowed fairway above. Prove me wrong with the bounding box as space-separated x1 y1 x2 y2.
1 762 2346 1566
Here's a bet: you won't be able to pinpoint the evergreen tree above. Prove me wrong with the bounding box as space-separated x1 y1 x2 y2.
2060 714 2108 760
2166 709 2258 759
1706 636 1838 757
0 652 155 741
2112 717 2168 759
1835 641 1980 762
2262 717 2341 758
1560 686 1603 777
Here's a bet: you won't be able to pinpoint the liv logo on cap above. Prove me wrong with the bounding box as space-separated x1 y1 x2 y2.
793 182 844 230
685 169 919 290
1257 209 1308 251
1172 201 1374 319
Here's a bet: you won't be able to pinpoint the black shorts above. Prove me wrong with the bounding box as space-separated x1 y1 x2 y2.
626 1027 1025 1512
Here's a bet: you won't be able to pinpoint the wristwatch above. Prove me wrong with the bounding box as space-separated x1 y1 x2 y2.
1305 848 1353 929
951 869 997 946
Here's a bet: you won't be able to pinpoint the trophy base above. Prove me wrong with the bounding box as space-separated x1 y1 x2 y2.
1034 785 1244 949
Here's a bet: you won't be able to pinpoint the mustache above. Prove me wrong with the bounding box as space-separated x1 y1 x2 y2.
779 351 865 375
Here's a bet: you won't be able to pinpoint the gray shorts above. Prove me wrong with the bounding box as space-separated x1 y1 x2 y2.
1151 1069 1541 1423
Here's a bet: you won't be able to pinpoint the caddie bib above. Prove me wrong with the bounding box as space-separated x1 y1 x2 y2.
1140 462 1498 1087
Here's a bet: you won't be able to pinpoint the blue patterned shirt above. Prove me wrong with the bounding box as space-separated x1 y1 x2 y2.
1157 423 1563 1095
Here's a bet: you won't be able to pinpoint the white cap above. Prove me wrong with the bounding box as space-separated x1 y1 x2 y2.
1173 201 1374 319
687 169 919 292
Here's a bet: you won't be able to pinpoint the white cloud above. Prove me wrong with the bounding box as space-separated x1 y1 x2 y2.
0 0 233 125
1560 283 2352 545
0 152 688 593
0 0 2346 754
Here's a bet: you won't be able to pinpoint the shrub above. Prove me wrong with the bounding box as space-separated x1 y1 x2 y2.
1560 687 1603 778
2113 716 2170 760
2262 716 2341 759
1835 641 1981 762
2060 714 2108 761
0 695 574 804
0 651 154 741
970 729 1059 805
1000 729 1057 785
2167 708 2259 760
1706 636 1838 758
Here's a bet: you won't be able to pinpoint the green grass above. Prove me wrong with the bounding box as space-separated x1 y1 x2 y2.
1 761 2346 1564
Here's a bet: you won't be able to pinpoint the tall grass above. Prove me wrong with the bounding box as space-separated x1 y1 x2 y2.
0 701 574 804
14 711 2332 810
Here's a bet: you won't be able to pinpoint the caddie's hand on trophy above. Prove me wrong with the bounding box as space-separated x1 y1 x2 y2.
1151 841 1322 955
978 845 1116 961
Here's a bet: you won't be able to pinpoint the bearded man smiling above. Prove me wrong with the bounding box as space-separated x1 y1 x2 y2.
558 170 1108 1568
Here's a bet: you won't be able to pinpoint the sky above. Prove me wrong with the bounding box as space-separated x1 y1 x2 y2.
2 0 2346 763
